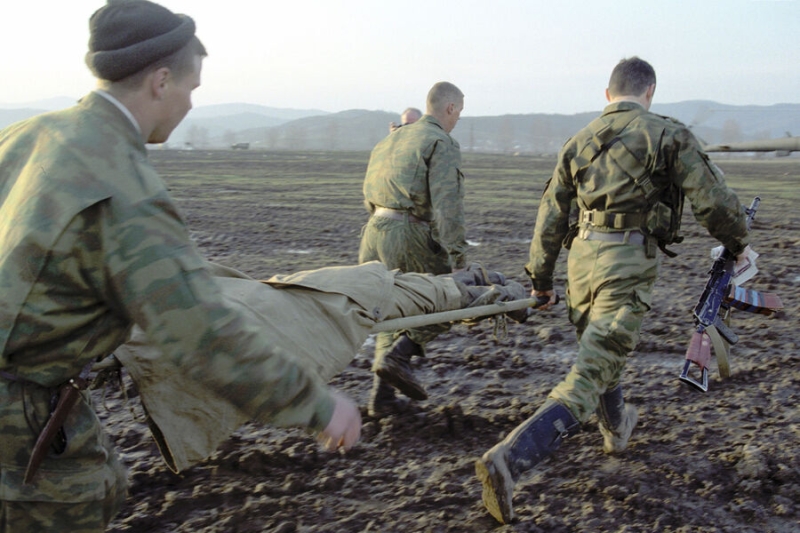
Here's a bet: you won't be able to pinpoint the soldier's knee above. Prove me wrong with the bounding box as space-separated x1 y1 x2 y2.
606 304 644 353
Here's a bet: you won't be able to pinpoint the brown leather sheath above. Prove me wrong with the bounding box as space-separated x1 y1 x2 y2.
23 376 88 484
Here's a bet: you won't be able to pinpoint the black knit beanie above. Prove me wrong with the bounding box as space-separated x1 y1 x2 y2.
85 0 196 81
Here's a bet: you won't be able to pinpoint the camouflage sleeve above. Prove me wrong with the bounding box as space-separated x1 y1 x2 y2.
670 128 750 255
428 139 468 270
525 152 575 291
101 193 336 432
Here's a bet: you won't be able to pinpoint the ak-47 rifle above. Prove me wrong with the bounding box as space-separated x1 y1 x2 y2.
680 196 783 392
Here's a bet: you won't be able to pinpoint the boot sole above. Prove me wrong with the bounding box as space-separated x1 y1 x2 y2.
475 456 514 524
375 367 428 400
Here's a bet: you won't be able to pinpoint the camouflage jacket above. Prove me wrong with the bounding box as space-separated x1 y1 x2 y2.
0 92 334 430
363 114 468 269
527 101 750 291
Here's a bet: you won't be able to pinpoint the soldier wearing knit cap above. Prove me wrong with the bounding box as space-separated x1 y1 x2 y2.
85 0 198 81
0 1 363 531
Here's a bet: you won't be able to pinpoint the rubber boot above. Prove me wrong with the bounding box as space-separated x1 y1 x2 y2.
367 375 406 417
374 334 427 400
596 384 638 454
475 400 580 524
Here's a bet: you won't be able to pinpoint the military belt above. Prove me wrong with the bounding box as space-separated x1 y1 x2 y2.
373 207 429 225
580 209 645 230
578 228 646 246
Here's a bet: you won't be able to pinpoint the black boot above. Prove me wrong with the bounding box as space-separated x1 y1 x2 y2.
475 400 580 524
596 384 638 454
374 334 427 400
367 374 407 417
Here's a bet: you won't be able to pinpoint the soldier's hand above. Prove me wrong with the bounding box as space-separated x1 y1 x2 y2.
733 245 759 285
319 390 362 452
531 289 556 311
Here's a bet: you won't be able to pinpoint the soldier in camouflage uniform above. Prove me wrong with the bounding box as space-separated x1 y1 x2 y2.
359 82 467 416
475 57 753 524
0 2 363 531
389 107 423 133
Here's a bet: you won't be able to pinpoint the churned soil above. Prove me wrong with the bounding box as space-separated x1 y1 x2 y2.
103 151 799 532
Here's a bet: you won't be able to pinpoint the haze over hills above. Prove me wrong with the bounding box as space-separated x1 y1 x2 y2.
2 97 798 155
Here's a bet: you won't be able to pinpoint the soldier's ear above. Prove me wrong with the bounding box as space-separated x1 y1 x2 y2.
150 67 171 100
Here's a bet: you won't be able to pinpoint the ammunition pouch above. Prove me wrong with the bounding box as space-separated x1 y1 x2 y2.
644 188 685 258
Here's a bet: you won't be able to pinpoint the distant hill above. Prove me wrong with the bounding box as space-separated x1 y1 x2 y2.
187 103 328 121
226 109 397 151
170 102 331 148
216 101 800 154
3 97 798 154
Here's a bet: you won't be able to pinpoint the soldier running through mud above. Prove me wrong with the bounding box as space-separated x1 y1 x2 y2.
475 56 756 525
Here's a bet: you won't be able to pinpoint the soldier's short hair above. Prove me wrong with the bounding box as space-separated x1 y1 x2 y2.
608 57 656 98
426 82 464 114
401 107 423 124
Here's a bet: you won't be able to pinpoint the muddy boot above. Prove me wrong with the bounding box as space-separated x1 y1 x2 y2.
367 375 406 418
596 384 638 454
374 334 427 401
475 400 580 524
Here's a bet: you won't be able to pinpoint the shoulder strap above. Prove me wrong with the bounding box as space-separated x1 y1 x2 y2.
570 113 639 182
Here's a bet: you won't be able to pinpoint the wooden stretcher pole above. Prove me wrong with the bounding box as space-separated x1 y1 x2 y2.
371 297 541 333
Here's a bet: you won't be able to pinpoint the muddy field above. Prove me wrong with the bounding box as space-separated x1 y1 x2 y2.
104 150 799 533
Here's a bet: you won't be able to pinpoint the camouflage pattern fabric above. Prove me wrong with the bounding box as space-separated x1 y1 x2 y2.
527 101 750 292
359 216 453 348
549 239 657 420
0 382 127 533
360 114 467 353
0 93 335 530
362 114 467 270
527 101 750 421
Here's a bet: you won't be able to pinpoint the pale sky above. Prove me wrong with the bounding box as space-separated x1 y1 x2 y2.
1 0 798 116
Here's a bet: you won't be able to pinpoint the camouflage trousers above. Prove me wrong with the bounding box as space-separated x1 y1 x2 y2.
0 380 128 533
549 237 658 422
359 215 453 354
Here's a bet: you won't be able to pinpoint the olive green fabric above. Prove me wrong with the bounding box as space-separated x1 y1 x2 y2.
359 216 453 349
526 101 749 422
527 101 750 292
362 114 467 270
360 115 467 354
0 93 334 529
549 238 657 421
114 261 464 473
